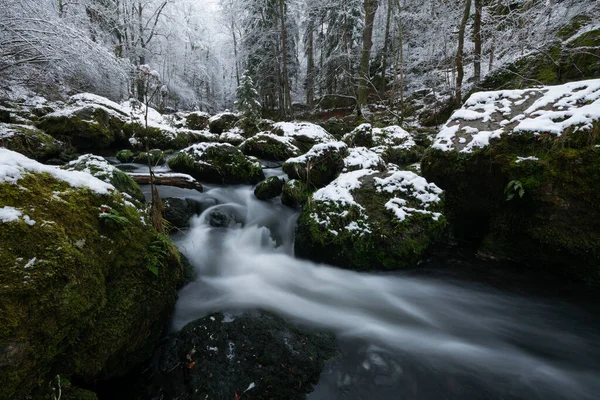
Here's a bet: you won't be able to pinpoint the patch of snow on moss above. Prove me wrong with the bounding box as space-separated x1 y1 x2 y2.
273 122 335 143
0 148 113 194
432 79 600 153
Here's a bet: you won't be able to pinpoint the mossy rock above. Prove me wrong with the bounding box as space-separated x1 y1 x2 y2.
281 179 313 208
239 133 301 161
0 154 185 399
254 176 285 200
282 142 348 188
163 197 203 230
145 312 337 400
235 116 261 138
185 111 210 130
168 143 265 184
208 112 239 134
342 124 423 167
271 122 337 153
122 123 191 150
0 123 72 162
37 106 125 150
64 154 145 203
295 169 445 271
116 149 135 163
422 81 600 285
132 149 166 165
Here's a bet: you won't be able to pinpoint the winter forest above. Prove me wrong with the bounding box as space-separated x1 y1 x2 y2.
2 0 597 115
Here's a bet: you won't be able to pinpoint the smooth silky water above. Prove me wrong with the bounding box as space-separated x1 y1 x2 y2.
146 167 600 400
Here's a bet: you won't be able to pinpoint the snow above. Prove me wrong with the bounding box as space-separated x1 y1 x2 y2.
0 148 114 194
220 129 245 143
241 132 300 152
343 147 385 172
286 141 347 164
374 171 443 205
432 79 600 153
312 169 377 208
516 156 539 163
0 206 36 226
184 142 234 158
273 122 336 143
65 154 114 179
128 172 197 182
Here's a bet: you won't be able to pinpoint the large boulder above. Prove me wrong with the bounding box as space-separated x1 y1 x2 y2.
272 122 336 152
342 124 423 166
37 94 128 150
254 176 285 200
145 312 336 400
282 142 348 188
295 166 445 271
64 154 145 203
239 132 301 161
208 112 240 134
281 179 312 208
168 142 265 184
163 197 204 230
421 79 600 285
185 111 210 130
0 123 72 162
0 149 185 399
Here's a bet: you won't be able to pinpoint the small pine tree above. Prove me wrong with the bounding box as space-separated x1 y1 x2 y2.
235 71 261 121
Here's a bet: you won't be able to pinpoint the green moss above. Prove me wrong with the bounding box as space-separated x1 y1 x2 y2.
557 15 593 40
421 121 600 285
254 176 285 200
239 135 300 161
295 173 446 271
0 173 184 399
122 123 190 150
282 146 347 188
281 180 313 208
0 124 72 162
480 28 600 91
116 149 134 163
168 145 265 184
37 107 124 151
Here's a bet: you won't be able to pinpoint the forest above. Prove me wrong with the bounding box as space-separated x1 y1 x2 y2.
1 0 597 115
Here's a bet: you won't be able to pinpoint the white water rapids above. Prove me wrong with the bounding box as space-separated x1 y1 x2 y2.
159 178 600 400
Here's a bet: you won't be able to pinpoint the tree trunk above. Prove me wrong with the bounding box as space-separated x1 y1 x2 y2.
306 19 315 108
380 0 393 95
358 0 379 113
455 0 472 106
279 0 292 118
474 0 482 83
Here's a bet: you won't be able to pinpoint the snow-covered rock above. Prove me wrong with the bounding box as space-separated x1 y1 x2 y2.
167 142 264 184
294 166 445 271
0 148 186 399
422 79 600 283
272 121 336 152
432 79 600 153
208 112 240 134
343 124 422 166
64 154 145 202
239 132 301 161
0 123 70 162
282 141 348 188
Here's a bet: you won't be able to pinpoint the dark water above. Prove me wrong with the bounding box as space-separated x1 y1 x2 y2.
143 170 600 400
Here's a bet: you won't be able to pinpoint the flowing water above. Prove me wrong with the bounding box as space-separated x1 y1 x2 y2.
148 168 600 400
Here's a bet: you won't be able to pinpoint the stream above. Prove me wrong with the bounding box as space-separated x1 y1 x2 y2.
140 164 600 400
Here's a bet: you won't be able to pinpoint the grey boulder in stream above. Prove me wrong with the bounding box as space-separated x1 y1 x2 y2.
148 312 337 400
